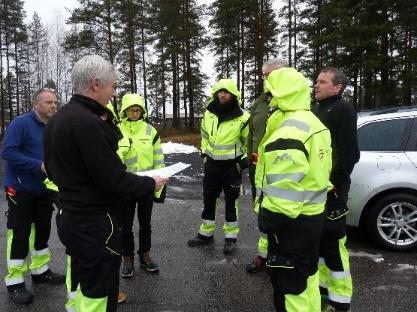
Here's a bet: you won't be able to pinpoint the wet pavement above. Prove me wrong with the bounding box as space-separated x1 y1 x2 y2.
0 152 417 311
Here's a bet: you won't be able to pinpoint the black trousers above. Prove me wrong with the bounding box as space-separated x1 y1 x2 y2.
202 161 241 223
265 212 325 312
118 192 154 256
6 189 53 260
57 210 121 312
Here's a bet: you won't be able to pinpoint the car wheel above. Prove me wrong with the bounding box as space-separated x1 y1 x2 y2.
367 193 417 251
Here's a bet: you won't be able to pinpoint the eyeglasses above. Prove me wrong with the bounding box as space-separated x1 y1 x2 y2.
128 109 141 114
32 87 56 102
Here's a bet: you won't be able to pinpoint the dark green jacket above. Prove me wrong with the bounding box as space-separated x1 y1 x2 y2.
247 93 269 156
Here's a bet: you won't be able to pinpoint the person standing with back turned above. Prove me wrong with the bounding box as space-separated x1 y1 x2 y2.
43 55 167 312
312 67 360 312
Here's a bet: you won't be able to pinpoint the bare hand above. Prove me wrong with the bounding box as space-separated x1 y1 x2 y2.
153 175 168 192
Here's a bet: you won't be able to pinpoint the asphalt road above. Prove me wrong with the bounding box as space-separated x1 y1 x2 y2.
0 151 416 311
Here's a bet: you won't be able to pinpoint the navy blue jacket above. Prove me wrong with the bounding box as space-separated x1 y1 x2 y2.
2 111 46 194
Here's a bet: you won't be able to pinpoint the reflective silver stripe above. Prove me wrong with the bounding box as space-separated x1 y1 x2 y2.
328 292 351 304
154 149 163 155
330 270 351 279
264 186 328 204
137 166 153 172
201 129 209 139
5 276 24 286
68 291 77 299
7 259 25 267
225 232 238 238
258 251 267 258
304 189 328 204
319 281 328 289
66 307 76 312
318 257 325 264
31 264 49 275
264 185 304 202
206 150 243 160
146 124 152 136
154 159 165 166
266 172 305 184
209 140 242 151
31 247 50 257
260 233 268 239
225 221 239 228
256 188 262 197
198 229 214 237
279 119 310 132
203 219 215 225
124 156 137 166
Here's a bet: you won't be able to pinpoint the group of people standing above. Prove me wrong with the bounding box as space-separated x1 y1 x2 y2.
2 53 359 312
188 59 359 312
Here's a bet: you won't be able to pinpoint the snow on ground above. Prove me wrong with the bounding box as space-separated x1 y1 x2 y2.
392 264 417 272
162 141 199 154
349 250 384 263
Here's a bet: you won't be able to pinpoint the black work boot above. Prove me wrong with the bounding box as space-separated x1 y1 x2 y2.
187 234 214 247
8 285 33 305
121 256 134 278
31 269 66 285
245 256 266 273
139 252 159 273
223 238 237 255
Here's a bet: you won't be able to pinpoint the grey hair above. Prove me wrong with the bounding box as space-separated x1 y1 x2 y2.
320 67 348 93
262 58 288 72
71 55 119 94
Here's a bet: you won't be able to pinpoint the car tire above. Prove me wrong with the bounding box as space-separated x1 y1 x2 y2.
367 193 417 251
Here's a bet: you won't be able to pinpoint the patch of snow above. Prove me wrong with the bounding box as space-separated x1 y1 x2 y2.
349 250 384 263
162 142 198 154
171 175 199 182
392 264 417 272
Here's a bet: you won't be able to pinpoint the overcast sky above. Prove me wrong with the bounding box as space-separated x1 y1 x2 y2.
24 0 78 23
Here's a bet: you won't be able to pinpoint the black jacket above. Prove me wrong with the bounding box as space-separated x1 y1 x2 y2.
312 95 360 188
43 94 155 214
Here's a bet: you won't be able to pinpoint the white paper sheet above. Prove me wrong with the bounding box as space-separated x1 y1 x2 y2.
135 162 190 178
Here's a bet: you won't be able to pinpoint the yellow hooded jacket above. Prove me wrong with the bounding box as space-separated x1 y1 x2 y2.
117 94 165 199
255 68 333 220
200 79 250 163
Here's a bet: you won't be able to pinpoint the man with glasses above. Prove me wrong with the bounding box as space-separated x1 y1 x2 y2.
245 58 288 274
2 87 65 305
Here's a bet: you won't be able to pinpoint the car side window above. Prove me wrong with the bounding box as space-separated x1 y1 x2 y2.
358 118 412 151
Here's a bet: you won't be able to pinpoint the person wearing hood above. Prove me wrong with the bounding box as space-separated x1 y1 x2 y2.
256 68 332 311
117 93 166 277
187 79 250 255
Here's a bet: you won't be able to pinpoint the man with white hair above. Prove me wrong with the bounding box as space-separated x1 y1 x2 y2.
44 55 167 312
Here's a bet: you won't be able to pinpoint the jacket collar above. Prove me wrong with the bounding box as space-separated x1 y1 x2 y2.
317 94 342 106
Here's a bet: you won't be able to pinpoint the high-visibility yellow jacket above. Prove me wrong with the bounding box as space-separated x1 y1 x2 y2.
117 94 165 198
201 79 249 162
255 68 332 218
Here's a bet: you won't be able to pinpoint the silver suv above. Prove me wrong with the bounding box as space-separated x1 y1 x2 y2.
347 108 417 251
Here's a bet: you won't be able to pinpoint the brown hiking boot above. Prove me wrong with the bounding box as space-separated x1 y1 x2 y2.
121 256 134 278
139 252 159 273
117 292 126 304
